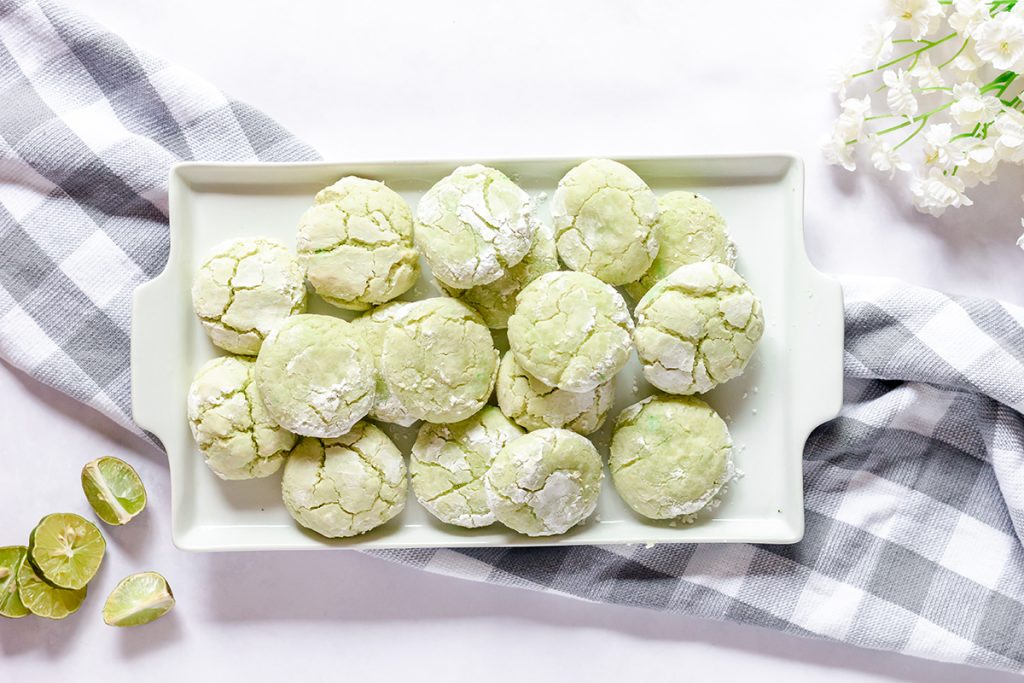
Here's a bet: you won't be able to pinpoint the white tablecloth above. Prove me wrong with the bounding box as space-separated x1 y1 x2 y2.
3 1 1023 681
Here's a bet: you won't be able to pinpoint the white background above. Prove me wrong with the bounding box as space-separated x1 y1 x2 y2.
3 0 1024 681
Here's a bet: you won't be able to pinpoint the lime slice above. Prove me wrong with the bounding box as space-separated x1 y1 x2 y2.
18 559 86 619
0 546 30 618
28 513 106 590
81 456 147 526
102 572 175 627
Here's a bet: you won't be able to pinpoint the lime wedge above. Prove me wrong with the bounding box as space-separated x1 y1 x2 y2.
18 559 86 619
81 456 147 526
102 572 175 627
0 546 30 618
28 513 106 590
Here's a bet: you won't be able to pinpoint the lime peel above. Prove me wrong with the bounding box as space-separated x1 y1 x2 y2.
0 546 30 619
28 512 106 590
103 572 175 627
81 456 147 526
18 558 86 620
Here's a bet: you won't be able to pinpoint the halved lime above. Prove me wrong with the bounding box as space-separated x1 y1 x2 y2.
102 572 175 627
0 546 30 618
28 513 106 590
81 456 147 526
18 559 86 619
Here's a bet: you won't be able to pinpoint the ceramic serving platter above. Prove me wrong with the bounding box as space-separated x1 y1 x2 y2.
130 155 843 552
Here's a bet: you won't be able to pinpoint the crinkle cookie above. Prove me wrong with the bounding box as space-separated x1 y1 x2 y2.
296 177 419 310
485 428 603 537
507 271 633 393
440 226 558 329
187 356 296 480
281 422 407 538
634 262 764 395
410 406 523 528
381 298 499 424
610 395 734 519
254 314 375 437
624 191 736 301
350 302 418 427
191 238 307 355
551 158 659 285
415 164 538 289
495 353 613 435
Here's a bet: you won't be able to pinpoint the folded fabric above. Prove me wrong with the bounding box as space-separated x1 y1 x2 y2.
1 0 1023 673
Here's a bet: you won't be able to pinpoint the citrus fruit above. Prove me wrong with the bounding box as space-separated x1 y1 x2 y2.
17 559 86 619
0 546 30 618
81 456 147 526
102 572 175 627
28 513 106 590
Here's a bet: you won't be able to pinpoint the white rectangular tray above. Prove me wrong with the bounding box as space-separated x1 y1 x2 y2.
131 155 843 551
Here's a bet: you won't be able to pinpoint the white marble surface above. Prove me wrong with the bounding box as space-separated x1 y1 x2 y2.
3 0 1023 680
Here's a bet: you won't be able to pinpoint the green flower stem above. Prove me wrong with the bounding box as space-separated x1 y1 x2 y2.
894 118 928 150
937 38 970 69
851 32 957 79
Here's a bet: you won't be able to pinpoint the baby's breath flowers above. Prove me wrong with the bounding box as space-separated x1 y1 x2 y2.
825 0 1024 247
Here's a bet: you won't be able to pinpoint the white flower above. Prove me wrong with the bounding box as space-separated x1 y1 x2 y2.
861 19 897 68
994 108 1024 162
950 48 984 83
822 132 857 171
949 0 990 38
955 136 999 186
887 0 945 41
868 135 911 178
922 123 959 168
910 169 973 216
974 12 1024 72
835 94 872 140
950 82 1002 127
910 54 945 89
883 69 919 117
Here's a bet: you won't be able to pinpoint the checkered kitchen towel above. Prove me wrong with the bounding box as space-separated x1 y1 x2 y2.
2 0 1024 674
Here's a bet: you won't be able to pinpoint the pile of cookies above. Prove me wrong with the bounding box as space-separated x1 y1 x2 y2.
186 159 764 538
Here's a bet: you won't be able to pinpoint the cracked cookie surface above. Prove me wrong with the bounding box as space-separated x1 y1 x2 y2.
485 428 603 537
281 422 407 538
415 165 538 289
350 302 418 426
610 395 733 519
297 177 419 310
440 225 558 329
410 406 522 528
507 271 633 392
187 356 296 480
634 262 764 395
191 237 307 355
551 158 659 286
624 191 736 301
255 314 375 437
495 352 613 435
381 298 498 424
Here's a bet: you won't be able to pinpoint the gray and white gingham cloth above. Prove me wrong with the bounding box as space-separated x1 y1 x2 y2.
2 0 1024 674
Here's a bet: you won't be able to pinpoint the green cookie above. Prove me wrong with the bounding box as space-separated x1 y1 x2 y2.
634 262 764 395
187 356 296 479
282 423 407 538
610 395 733 519
507 271 633 392
551 159 659 285
255 314 375 437
297 177 419 310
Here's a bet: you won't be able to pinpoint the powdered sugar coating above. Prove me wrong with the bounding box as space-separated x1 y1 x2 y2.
485 428 603 536
633 262 764 395
415 165 538 289
191 238 307 355
507 271 633 392
410 407 523 528
254 314 375 437
350 302 418 426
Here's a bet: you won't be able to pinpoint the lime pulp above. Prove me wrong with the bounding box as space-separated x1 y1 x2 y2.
28 512 106 590
81 456 147 526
